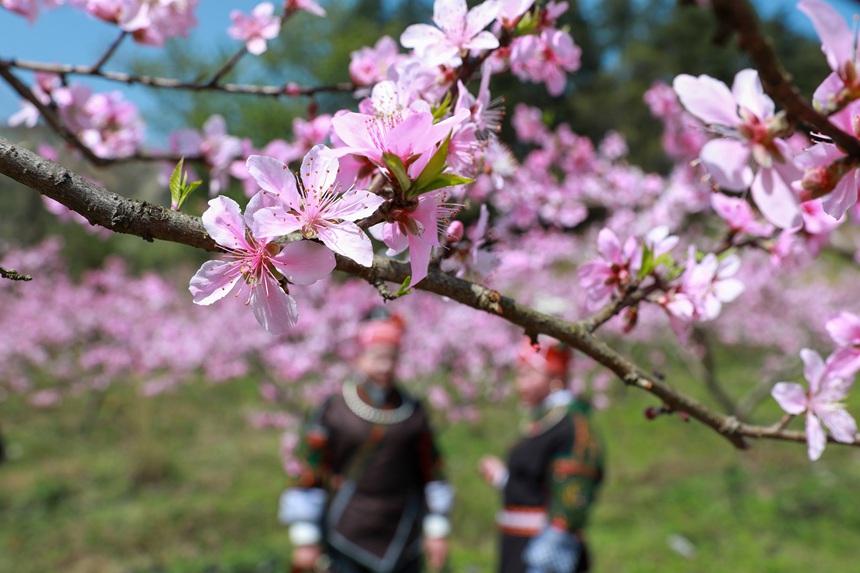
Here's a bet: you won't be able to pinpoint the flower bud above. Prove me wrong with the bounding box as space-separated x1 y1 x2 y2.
801 158 857 199
800 165 834 195
446 221 465 243
622 305 639 333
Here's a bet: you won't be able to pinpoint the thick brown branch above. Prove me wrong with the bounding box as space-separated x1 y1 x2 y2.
711 0 860 156
0 136 217 251
1 134 851 453
337 254 749 448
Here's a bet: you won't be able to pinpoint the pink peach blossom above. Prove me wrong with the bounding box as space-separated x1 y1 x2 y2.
189 193 336 335
228 2 281 56
285 0 325 17
826 312 860 377
673 69 803 229
249 145 385 267
349 36 404 86
577 228 639 311
327 80 469 172
510 28 581 96
710 194 774 237
772 348 857 461
400 0 500 67
373 190 460 285
797 0 860 108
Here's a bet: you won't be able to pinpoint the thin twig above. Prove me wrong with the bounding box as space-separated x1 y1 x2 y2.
692 327 738 416
0 266 32 281
581 282 662 333
90 31 128 73
372 279 399 301
207 46 247 86
0 63 106 166
771 413 794 433
735 376 778 421
0 58 355 98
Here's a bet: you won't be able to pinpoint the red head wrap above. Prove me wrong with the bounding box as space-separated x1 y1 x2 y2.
517 336 572 377
358 314 405 348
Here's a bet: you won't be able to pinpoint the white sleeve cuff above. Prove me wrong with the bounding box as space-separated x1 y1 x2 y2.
278 487 327 524
423 514 451 539
493 469 509 490
424 480 455 515
289 521 322 546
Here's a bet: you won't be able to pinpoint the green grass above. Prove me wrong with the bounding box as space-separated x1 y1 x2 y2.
3 365 860 573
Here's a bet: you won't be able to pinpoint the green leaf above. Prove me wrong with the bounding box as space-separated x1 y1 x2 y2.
412 173 474 196
653 253 674 270
178 179 202 210
382 152 412 194
168 157 202 211
182 180 202 198
410 133 452 197
169 158 185 206
514 7 538 36
432 92 453 122
637 244 655 280
396 276 412 297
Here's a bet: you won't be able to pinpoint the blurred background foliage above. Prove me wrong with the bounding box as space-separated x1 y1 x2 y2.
4 352 860 573
0 0 852 572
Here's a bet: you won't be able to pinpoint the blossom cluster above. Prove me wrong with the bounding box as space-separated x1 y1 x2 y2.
2 0 198 44
9 73 144 159
6 0 860 461
0 239 518 426
667 1 860 228
771 319 860 461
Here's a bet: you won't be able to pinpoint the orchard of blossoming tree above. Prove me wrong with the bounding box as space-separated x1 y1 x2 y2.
3 0 860 480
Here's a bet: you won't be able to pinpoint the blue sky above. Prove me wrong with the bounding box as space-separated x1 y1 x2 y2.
0 0 857 136
0 1 266 117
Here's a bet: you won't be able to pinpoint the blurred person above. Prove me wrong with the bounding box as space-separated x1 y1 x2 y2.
479 337 604 573
279 310 452 573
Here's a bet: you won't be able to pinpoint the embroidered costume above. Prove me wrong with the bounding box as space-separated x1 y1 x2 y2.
280 380 452 573
496 391 604 573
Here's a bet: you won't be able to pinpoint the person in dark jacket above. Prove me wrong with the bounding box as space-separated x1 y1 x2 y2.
280 312 452 573
479 336 604 573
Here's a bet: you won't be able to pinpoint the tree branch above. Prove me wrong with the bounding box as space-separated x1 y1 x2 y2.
0 136 216 250
0 266 32 281
89 31 128 73
206 46 248 87
4 134 857 453
0 58 355 98
711 0 860 156
0 64 107 166
691 326 739 415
